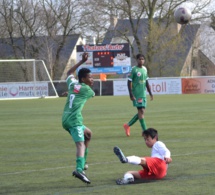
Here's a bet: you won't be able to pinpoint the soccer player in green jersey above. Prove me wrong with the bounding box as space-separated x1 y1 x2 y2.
62 52 95 184
123 54 153 137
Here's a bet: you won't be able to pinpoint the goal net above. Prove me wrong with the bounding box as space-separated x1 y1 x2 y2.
0 59 59 100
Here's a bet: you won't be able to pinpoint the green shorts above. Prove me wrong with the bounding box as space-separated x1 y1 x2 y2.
68 125 86 142
133 97 147 108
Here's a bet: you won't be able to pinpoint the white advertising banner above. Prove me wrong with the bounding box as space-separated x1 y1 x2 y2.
0 83 48 99
148 78 182 95
113 80 129 96
113 78 182 96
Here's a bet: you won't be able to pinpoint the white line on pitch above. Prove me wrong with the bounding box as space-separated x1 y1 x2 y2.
1 150 215 176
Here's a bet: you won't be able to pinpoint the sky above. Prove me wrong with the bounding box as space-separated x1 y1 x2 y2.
182 0 215 14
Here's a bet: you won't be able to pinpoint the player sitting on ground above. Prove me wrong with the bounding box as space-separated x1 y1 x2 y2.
113 128 172 185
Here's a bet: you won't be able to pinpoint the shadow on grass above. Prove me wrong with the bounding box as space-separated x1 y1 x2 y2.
113 177 169 186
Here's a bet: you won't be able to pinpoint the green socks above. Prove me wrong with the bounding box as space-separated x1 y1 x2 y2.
84 148 88 162
128 114 138 126
127 114 147 131
139 118 147 131
76 148 88 172
76 157 85 172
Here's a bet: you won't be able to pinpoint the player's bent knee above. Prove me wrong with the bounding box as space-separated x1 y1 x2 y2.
84 131 92 141
140 157 147 166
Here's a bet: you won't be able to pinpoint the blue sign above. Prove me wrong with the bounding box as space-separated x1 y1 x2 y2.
76 43 131 74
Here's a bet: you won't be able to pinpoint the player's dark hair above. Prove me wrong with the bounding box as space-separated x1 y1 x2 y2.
78 68 91 83
143 128 158 141
136 53 145 60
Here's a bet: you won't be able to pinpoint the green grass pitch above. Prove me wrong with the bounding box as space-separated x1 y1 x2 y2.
0 94 215 195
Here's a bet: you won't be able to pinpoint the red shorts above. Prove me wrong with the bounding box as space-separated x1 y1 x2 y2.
138 157 167 179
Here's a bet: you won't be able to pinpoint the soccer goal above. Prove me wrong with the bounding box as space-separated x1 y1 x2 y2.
0 59 59 100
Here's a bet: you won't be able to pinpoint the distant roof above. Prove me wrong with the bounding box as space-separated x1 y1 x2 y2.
200 24 215 65
161 24 200 77
0 34 81 79
0 34 81 61
102 18 200 76
103 18 148 45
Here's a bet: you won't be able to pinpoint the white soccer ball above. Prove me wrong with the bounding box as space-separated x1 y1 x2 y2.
174 7 192 25
123 173 134 184
84 164 88 170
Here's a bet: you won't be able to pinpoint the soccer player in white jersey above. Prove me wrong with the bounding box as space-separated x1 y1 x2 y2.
114 128 172 185
62 53 95 184
123 54 153 137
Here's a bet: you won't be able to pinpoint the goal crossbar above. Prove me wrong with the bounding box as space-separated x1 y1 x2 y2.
0 59 59 100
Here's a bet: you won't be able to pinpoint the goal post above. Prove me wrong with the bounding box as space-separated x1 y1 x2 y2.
0 59 59 100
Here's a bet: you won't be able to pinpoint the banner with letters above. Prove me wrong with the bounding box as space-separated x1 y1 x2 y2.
0 83 48 99
181 77 215 94
113 77 215 96
76 43 131 74
148 78 181 95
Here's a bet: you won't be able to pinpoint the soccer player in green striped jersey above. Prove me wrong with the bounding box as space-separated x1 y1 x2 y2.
123 54 153 137
62 53 94 184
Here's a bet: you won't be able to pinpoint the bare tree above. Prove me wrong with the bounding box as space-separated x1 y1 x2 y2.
0 0 92 79
210 14 215 30
79 0 113 43
0 0 43 57
37 0 93 79
83 0 212 76
0 0 212 78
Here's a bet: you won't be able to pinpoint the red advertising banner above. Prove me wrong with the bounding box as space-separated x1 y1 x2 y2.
182 77 215 94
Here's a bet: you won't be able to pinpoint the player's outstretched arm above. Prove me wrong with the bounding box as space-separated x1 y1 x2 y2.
67 52 88 76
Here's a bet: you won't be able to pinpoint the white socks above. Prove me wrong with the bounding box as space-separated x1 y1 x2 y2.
126 156 141 165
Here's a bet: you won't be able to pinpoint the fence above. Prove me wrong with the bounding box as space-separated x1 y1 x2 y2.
53 76 215 97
